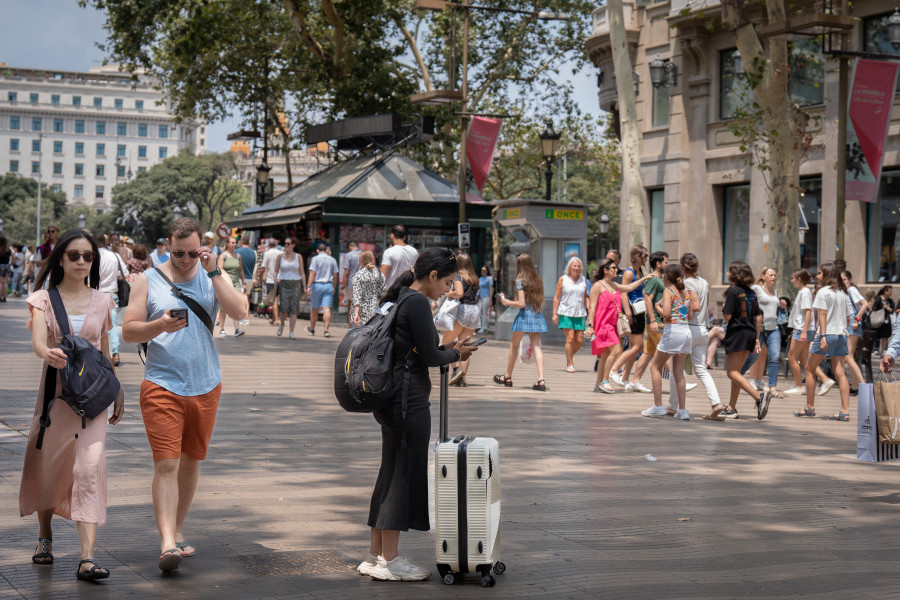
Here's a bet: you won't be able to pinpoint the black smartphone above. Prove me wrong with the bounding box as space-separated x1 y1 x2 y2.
170 308 188 324
466 337 487 347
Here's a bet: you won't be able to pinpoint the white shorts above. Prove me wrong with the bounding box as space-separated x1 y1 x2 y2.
656 323 692 355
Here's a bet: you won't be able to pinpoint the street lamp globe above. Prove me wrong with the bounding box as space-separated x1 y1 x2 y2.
0 217 5 233
539 122 561 161
732 49 746 78
599 213 610 235
889 9 900 51
256 161 272 186
78 213 86 229
173 205 183 221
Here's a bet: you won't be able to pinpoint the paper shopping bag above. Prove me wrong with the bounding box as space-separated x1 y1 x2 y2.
858 383 900 462
873 379 900 444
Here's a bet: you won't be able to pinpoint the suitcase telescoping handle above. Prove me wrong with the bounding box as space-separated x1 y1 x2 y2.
439 364 449 443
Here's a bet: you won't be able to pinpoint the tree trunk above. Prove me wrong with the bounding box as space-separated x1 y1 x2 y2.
607 0 647 250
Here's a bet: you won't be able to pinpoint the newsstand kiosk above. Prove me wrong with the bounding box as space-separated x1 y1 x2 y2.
493 200 593 344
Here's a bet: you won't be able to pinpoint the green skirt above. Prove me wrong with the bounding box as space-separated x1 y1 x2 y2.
558 315 586 331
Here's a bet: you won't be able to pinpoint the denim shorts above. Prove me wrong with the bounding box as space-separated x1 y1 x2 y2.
791 329 817 342
810 334 849 357
849 320 862 337
310 281 334 308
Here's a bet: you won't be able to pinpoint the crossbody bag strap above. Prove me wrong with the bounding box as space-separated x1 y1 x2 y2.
152 267 215 333
37 288 71 450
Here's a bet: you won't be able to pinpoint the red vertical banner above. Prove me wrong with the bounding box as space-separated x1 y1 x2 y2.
846 59 900 202
466 116 502 193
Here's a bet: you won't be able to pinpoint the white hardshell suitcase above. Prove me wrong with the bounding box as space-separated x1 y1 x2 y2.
434 365 505 587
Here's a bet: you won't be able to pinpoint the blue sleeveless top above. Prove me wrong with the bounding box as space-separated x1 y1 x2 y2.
144 267 220 396
624 267 644 303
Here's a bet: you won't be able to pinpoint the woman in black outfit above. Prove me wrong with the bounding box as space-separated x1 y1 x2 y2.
872 286 895 354
359 248 478 582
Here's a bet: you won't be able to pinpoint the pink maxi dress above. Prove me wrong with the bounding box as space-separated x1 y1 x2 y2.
592 286 623 354
19 289 114 524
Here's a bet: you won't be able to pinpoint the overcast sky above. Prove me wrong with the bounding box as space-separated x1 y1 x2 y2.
1 1 600 154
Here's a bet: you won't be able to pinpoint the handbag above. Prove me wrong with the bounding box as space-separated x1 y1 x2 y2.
433 297 460 331
265 283 278 306
616 311 630 337
868 306 886 330
630 298 646 315
116 258 130 307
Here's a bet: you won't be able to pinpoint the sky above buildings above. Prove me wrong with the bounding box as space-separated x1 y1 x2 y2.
1 0 601 154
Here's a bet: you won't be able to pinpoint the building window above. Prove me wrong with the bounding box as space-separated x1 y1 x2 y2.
72 96 81 106
200 126 205 134
52 184 61 193
9 139 18 151
138 124 147 137
53 119 63 132
864 12 900 91
652 84 670 128
9 160 18 172
720 49 754 120
53 140 62 153
117 144 126 157
789 40 825 107
93 97 102 108
32 118 41 131
31 139 40 152
7 92 16 103
159 125 168 138
29 93 38 104
117 164 126 178
96 121 106 135
31 161 40 174
867 169 900 282
97 143 105 156
75 163 84 176
75 142 84 155
10 116 19 130
200 138 205 146
51 94 60 105
138 145 147 158
799 177 822 274
138 166 147 174
649 189 665 252
75 120 84 134
74 184 83 198
159 147 168 159
117 122 126 136
114 98 123 110
53 162 62 175
723 184 751 280
135 100 143 111
95 185 104 199
96 165 105 177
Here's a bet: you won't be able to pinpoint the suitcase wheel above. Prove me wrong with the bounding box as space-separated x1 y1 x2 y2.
481 574 496 587
442 572 457 585
493 562 506 575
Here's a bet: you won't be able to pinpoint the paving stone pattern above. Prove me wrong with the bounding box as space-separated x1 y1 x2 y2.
1 298 898 599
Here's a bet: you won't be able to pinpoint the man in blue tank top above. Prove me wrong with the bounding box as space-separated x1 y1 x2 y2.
123 217 248 573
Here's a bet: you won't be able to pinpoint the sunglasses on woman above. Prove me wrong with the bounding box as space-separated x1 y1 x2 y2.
171 250 201 259
65 251 95 262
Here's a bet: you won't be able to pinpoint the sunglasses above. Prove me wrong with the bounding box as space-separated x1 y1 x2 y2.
47 229 58 234
65 251 94 263
171 250 201 259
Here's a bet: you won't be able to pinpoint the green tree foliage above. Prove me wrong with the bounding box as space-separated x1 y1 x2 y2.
0 173 70 245
111 152 250 244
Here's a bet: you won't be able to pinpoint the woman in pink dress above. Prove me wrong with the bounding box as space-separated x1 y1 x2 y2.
587 258 650 393
20 229 124 581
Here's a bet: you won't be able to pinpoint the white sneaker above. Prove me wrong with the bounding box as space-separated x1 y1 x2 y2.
624 382 636 392
289 332 296 339
685 382 698 392
369 555 431 581
783 385 805 395
357 553 379 577
641 405 668 417
610 372 625 388
674 409 691 420
818 378 836 396
632 382 652 393
219 330 227 337
277 324 284 337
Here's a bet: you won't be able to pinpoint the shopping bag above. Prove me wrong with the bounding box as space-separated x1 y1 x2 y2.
857 382 900 462
433 298 459 331
518 337 533 363
265 284 278 306
873 375 900 444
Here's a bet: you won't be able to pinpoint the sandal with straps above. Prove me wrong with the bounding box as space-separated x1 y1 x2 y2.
493 374 512 387
32 537 53 565
533 379 547 391
76 558 110 581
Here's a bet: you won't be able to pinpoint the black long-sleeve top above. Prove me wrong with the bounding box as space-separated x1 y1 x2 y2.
393 287 461 369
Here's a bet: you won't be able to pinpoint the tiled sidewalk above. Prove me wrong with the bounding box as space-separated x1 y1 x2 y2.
1 298 897 599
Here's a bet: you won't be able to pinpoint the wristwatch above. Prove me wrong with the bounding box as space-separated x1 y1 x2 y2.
207 268 221 278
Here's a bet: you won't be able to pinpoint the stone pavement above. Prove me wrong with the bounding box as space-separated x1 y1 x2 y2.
1 297 899 600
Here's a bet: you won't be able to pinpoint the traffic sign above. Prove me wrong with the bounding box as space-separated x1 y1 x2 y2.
216 222 230 239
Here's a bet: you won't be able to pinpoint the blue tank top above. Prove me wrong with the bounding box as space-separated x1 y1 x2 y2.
144 267 220 396
624 267 644 303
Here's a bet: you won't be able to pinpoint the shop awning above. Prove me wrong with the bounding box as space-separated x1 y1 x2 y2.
228 204 319 229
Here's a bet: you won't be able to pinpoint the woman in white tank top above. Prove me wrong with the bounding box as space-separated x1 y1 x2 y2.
272 238 306 338
552 258 589 372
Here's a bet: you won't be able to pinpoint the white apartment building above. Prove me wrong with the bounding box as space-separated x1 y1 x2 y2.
0 64 205 212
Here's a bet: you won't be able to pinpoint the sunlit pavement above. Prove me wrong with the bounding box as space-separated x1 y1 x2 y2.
1 297 897 599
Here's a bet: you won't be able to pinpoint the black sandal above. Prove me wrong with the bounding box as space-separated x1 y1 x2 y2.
493 374 512 387
533 379 547 391
76 558 110 581
32 537 53 565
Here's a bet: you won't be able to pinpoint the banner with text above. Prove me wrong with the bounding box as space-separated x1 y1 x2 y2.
466 116 502 193
846 59 900 202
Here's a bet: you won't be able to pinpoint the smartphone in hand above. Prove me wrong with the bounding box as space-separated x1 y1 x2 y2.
170 308 188 325
466 337 488 347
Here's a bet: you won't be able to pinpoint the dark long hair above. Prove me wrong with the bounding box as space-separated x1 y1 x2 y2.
381 247 458 304
819 262 846 293
34 229 101 290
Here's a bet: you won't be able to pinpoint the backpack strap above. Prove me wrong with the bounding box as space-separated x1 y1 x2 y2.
152 267 215 333
47 287 71 336
37 288 70 450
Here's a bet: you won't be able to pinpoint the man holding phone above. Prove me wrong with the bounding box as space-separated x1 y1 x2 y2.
123 217 248 573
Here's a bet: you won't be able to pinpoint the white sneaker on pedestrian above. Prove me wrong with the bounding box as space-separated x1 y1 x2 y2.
610 372 625 388
641 405 668 417
289 332 296 339
674 409 691 420
632 382 652 393
783 385 805 395
449 367 464 385
219 330 227 337
624 382 636 392
277 324 284 336
818 378 836 396
357 553 379 577
369 555 431 581
685 382 698 392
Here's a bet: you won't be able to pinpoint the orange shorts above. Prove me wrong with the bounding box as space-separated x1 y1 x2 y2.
140 380 221 462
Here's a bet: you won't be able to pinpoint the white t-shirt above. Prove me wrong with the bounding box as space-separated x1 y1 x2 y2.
684 276 709 327
261 248 282 284
847 285 864 315
752 284 779 331
381 244 419 288
789 287 813 330
811 287 849 336
98 247 128 294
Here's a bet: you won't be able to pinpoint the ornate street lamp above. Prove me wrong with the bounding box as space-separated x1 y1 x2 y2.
732 49 746 78
649 57 678 88
78 213 86 229
890 9 900 51
256 161 272 204
599 213 610 257
0 217 5 233
539 122 561 202
173 205 183 221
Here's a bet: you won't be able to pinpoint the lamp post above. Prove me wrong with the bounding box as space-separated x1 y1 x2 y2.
599 213 610 257
0 217 5 233
256 161 272 204
78 213 86 229
648 57 678 88
539 122 561 202
173 205 183 222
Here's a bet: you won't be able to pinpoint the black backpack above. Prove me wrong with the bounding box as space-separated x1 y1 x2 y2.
37 288 122 449
334 293 414 415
